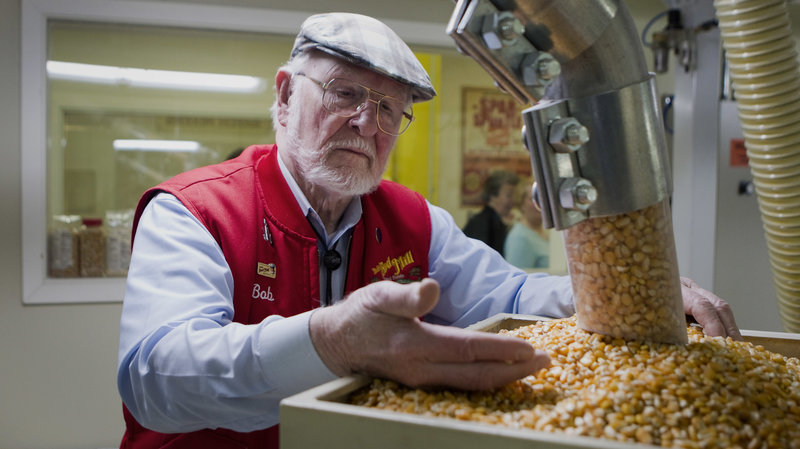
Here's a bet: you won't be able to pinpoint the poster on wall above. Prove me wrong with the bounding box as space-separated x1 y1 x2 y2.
461 87 532 206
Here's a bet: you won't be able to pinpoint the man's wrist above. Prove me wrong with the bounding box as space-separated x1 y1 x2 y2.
308 306 351 377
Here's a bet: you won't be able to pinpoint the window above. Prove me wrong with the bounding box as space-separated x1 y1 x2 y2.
23 0 570 304
46 21 279 280
21 0 450 304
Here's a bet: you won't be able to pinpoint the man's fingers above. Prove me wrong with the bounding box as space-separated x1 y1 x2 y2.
419 324 538 364
681 277 742 340
685 282 741 340
360 278 441 319
408 354 551 391
684 291 726 336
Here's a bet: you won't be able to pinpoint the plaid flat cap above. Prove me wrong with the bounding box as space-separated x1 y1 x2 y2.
291 12 436 102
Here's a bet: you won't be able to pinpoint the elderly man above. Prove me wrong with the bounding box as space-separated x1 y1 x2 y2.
117 12 740 449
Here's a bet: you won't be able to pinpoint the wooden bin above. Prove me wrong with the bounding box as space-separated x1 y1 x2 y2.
280 314 800 449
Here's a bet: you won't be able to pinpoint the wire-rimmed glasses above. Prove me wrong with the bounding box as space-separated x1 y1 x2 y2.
296 72 414 136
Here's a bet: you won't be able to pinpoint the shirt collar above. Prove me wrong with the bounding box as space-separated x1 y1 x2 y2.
277 152 362 246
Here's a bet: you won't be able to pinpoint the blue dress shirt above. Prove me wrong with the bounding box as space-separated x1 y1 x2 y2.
117 160 575 434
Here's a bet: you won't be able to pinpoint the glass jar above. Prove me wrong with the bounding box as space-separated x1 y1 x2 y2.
105 210 133 277
48 215 82 277
563 199 688 344
79 218 106 277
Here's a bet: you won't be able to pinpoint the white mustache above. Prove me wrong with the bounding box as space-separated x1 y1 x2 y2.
323 138 376 161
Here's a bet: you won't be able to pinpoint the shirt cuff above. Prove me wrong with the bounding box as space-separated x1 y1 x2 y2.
254 310 337 397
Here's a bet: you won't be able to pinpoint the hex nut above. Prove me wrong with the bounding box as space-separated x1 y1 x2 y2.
565 123 589 146
498 14 524 42
559 178 596 211
537 55 561 81
549 117 589 153
520 52 560 87
574 183 597 205
481 12 522 50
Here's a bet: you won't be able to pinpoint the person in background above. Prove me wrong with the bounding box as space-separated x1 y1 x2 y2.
116 12 742 449
225 147 245 161
505 182 549 269
462 169 519 256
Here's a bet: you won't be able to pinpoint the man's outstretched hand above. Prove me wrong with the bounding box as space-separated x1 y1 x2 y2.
309 278 550 390
681 277 742 340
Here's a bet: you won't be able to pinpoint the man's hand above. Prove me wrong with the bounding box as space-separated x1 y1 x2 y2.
309 278 550 390
681 277 742 340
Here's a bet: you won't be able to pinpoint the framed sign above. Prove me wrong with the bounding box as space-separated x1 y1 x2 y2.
461 87 531 206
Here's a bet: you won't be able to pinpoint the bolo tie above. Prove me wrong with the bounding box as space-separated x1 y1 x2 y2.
322 246 342 307
306 210 343 307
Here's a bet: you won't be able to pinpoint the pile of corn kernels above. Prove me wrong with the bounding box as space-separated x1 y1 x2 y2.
350 316 800 449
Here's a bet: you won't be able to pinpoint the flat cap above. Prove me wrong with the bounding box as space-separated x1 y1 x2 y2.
291 12 436 102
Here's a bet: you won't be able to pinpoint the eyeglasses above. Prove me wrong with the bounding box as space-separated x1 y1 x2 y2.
295 72 414 136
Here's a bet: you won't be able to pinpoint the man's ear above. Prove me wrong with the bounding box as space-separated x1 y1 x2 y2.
275 70 292 126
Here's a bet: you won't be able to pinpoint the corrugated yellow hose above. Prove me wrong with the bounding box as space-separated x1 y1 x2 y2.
715 0 800 331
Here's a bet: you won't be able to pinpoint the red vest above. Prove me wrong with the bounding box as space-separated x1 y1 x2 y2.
121 144 431 449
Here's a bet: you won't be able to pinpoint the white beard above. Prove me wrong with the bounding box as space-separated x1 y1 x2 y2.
284 104 384 197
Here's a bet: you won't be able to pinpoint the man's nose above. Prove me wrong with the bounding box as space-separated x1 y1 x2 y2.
348 100 380 136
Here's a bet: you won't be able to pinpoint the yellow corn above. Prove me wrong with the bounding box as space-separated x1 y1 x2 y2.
563 201 688 344
349 316 800 449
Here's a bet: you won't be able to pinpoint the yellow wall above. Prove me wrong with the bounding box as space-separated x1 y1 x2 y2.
386 52 441 202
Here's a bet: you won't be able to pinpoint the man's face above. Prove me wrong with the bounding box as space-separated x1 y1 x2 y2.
521 186 542 227
279 55 412 197
493 183 516 217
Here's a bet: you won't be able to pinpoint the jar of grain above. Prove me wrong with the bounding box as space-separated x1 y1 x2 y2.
563 199 688 344
104 210 133 277
79 218 106 277
48 215 81 277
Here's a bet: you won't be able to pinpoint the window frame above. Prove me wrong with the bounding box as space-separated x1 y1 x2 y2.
21 0 450 304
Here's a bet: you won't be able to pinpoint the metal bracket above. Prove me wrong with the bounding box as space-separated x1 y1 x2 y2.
523 76 673 230
447 0 559 104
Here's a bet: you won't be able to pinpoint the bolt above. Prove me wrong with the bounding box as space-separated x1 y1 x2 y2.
548 117 590 153
520 52 559 89
574 183 597 205
531 182 542 211
498 15 524 41
559 178 597 211
537 56 561 81
482 12 523 50
564 124 590 147
521 125 530 152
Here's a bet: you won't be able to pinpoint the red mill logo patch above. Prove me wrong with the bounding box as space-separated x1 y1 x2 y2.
372 250 415 278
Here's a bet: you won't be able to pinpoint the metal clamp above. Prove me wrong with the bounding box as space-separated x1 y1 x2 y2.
447 0 560 103
523 76 672 230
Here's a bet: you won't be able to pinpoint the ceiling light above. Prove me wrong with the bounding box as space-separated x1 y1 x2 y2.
113 139 201 152
47 61 265 93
